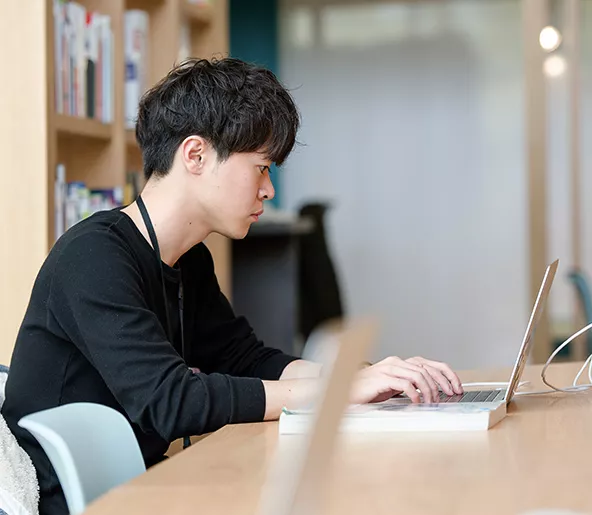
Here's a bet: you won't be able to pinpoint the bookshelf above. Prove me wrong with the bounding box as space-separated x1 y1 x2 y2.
0 0 230 366
183 2 214 23
55 115 113 140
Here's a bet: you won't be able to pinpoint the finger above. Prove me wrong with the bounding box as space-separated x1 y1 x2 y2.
433 362 463 394
389 378 420 403
411 358 463 394
384 362 439 400
406 358 452 396
409 363 440 398
423 364 455 396
385 367 434 403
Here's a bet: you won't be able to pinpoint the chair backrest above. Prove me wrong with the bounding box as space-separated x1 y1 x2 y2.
18 403 145 515
567 268 592 354
297 202 345 342
0 365 8 409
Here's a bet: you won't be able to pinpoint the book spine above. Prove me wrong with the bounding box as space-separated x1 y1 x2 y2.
95 14 102 122
124 10 149 129
64 3 74 116
61 2 69 115
85 11 99 119
54 164 66 241
53 0 64 114
179 21 191 63
77 3 87 118
102 16 114 123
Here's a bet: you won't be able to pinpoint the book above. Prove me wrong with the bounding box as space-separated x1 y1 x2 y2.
124 10 149 129
54 164 125 235
54 164 67 241
279 399 507 434
53 1 113 122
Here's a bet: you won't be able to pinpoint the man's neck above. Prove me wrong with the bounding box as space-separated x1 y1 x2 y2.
122 181 210 267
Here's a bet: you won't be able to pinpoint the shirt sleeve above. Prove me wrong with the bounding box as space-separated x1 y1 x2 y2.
47 230 266 443
189 244 300 380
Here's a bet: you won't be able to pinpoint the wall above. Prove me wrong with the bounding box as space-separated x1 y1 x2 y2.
278 0 569 369
230 0 283 206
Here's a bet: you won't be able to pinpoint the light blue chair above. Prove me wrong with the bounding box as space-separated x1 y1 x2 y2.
0 364 8 408
18 402 146 515
567 268 592 355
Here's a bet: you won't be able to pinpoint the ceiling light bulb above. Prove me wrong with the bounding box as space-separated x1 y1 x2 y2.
539 26 561 52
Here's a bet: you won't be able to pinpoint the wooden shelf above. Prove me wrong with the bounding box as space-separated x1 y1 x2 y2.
55 114 112 141
182 1 213 25
0 0 230 365
126 129 138 147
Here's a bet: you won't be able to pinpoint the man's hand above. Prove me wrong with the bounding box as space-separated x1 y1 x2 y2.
263 356 463 420
349 356 463 405
404 356 464 397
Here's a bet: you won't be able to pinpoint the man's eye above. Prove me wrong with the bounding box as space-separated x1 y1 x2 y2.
258 166 270 174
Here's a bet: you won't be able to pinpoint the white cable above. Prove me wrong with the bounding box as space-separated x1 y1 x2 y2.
573 354 592 387
515 385 592 396
436 326 592 399
541 322 592 393
512 322 592 397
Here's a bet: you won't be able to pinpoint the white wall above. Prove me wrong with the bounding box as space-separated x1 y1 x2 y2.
279 0 589 369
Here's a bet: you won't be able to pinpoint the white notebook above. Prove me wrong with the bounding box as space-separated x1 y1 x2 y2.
279 400 507 434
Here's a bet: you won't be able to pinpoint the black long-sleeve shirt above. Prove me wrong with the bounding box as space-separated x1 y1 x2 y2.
2 208 298 515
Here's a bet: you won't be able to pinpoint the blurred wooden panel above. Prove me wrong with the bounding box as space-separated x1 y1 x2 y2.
523 0 550 364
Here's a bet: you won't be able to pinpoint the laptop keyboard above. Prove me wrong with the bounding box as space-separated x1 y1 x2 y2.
438 389 506 403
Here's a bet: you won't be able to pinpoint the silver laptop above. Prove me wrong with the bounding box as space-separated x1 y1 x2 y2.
431 259 558 407
256 262 558 515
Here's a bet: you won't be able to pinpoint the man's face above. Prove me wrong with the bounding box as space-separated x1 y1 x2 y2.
200 150 275 239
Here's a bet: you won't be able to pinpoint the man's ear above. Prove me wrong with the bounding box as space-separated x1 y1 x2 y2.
180 135 209 175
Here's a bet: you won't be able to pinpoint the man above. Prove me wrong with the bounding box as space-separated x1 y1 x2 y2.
2 58 463 514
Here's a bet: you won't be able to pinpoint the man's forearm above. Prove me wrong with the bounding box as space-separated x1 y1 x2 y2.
279 359 323 380
262 361 323 421
262 378 320 420
263 358 370 420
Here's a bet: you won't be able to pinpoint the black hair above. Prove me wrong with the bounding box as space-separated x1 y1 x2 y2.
135 57 300 181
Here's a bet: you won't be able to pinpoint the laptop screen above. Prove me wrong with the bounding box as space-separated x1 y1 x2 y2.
504 259 558 404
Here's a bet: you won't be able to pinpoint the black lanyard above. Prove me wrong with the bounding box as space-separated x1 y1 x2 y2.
136 195 185 356
136 195 191 448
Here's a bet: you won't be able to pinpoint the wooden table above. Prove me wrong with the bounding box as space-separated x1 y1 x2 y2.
84 362 592 515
